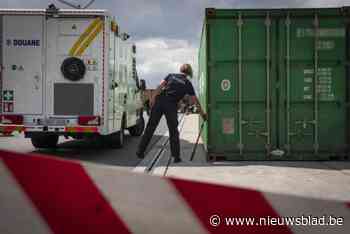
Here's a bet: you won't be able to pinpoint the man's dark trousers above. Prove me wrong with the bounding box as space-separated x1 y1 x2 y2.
138 95 180 158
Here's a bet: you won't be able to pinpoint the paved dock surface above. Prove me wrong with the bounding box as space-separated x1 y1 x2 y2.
163 115 350 202
1 114 350 202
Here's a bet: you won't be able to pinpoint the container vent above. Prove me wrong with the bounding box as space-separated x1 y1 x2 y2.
54 83 94 115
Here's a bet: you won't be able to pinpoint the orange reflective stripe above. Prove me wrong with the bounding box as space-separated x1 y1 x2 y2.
65 127 98 133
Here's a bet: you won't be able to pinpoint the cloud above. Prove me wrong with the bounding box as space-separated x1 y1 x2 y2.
136 38 197 88
299 0 350 7
3 0 350 91
1 0 46 8
213 0 350 8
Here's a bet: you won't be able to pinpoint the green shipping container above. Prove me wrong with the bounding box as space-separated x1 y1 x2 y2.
199 7 350 160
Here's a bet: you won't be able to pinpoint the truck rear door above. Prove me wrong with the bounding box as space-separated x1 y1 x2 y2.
1 15 44 115
45 16 103 117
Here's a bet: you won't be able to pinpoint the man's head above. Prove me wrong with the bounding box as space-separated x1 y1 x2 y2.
180 64 193 78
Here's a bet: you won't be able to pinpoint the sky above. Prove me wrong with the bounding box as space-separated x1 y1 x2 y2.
2 0 350 88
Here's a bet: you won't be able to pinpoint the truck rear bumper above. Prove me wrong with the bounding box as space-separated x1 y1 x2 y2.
0 124 25 134
24 126 99 135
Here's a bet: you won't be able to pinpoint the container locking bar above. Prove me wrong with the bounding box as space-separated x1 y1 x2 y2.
237 13 244 155
265 13 271 153
313 14 320 154
285 14 291 155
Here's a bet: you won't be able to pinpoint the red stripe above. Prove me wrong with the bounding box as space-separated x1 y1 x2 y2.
1 151 131 234
170 178 293 234
0 125 24 133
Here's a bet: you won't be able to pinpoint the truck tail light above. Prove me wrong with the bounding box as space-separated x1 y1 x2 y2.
78 116 101 126
1 115 24 125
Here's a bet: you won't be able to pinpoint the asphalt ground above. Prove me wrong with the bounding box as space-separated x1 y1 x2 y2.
0 115 170 170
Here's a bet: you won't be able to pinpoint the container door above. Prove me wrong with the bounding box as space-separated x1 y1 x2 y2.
208 16 277 159
279 15 347 158
2 15 44 115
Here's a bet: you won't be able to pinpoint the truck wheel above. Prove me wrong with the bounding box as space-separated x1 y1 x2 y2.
31 135 59 148
129 116 145 136
61 57 86 81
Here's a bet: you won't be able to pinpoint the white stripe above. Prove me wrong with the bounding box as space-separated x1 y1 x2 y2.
84 164 208 234
264 192 350 234
0 160 52 234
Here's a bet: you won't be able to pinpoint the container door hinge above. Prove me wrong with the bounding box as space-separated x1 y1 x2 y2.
241 119 248 125
314 143 320 152
275 81 281 89
208 61 215 67
284 144 291 152
237 143 244 150
237 17 243 27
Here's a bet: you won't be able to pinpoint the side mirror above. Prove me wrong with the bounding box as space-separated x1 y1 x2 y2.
140 79 146 91
111 80 118 89
121 33 130 41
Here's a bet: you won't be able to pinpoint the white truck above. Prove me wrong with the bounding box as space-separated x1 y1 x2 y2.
0 6 145 148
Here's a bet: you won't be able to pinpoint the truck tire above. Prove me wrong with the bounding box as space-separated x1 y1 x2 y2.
31 135 59 148
61 57 86 81
129 116 145 136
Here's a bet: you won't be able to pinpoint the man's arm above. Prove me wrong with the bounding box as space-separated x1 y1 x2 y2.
190 96 207 121
150 80 167 107
186 81 207 121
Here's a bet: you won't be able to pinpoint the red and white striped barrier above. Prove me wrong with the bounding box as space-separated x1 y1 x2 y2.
0 150 349 234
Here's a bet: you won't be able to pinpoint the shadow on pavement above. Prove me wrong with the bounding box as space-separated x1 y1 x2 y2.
170 139 350 171
33 134 163 168
28 132 350 171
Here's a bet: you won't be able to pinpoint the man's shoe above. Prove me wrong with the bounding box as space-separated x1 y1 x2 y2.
136 151 145 159
173 157 182 163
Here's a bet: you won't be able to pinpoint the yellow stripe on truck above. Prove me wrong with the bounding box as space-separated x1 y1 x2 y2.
65 127 98 133
68 18 102 57
75 20 104 57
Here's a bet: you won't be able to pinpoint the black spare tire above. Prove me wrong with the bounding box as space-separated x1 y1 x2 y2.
61 57 86 81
